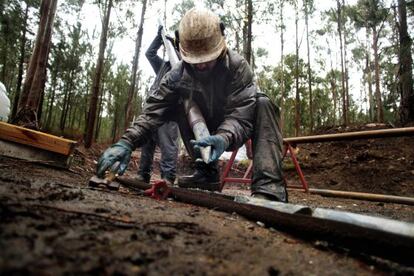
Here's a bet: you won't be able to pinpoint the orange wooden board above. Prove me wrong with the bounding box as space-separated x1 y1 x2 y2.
0 122 77 155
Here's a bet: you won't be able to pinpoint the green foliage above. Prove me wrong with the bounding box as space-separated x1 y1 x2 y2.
1 0 412 142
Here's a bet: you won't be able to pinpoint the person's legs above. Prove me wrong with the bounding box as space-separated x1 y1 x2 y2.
137 132 156 183
251 94 288 202
175 104 220 191
158 121 179 184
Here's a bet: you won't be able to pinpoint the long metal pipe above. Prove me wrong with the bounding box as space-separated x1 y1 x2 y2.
284 127 414 144
117 177 414 266
289 188 414 206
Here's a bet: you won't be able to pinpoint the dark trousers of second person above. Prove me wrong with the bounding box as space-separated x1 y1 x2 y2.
138 121 179 183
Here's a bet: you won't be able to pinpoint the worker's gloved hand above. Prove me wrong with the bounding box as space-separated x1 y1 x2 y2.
96 140 132 178
191 134 229 163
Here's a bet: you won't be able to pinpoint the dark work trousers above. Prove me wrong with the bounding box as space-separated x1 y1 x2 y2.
174 93 285 198
138 121 179 180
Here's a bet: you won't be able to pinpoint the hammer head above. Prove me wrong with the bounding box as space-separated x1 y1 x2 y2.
89 175 120 191
89 175 109 187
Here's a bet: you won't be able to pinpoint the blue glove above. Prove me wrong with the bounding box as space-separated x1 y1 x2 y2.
96 140 132 178
191 135 229 163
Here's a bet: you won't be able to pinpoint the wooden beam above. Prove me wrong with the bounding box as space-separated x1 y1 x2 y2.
0 122 76 155
284 127 414 145
0 140 72 168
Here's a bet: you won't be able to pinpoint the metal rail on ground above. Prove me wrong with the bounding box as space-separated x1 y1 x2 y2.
221 127 414 202
117 177 414 267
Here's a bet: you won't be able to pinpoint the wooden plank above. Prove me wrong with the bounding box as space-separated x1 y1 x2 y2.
0 122 77 155
0 140 72 168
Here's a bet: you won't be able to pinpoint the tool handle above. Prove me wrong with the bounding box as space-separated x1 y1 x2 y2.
106 161 121 181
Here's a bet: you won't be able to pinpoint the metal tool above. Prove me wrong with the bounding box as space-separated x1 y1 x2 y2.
89 161 121 190
158 19 212 163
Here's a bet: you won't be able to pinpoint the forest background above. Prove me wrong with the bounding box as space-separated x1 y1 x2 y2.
1 0 413 148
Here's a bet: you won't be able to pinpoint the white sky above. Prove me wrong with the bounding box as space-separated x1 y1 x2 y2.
75 0 396 109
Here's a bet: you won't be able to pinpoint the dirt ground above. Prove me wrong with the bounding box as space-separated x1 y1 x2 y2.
1 124 414 275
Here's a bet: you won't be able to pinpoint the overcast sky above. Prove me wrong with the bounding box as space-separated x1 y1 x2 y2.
74 0 399 111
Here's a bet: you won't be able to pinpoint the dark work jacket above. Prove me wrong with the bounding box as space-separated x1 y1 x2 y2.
122 49 257 151
145 33 172 96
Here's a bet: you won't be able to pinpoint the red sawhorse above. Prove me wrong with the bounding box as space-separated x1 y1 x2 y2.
220 140 309 192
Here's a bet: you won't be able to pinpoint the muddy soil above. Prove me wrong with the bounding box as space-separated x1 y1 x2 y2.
1 125 414 275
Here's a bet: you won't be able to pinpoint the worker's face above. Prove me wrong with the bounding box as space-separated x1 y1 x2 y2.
192 59 217 72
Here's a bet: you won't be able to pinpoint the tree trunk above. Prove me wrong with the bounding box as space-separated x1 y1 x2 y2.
14 0 57 129
95 80 105 142
328 38 337 125
294 3 300 137
279 0 285 130
342 0 350 124
336 0 347 126
11 3 29 121
397 0 414 124
125 0 147 130
330 77 337 124
304 0 313 133
372 27 384 122
84 0 113 148
44 53 60 130
243 0 253 65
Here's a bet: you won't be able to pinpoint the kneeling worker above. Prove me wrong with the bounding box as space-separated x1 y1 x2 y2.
97 8 287 202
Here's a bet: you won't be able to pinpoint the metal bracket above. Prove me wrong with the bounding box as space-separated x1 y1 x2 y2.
144 180 171 200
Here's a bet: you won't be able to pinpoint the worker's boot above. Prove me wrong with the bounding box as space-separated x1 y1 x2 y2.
136 173 151 184
252 184 288 202
177 160 220 191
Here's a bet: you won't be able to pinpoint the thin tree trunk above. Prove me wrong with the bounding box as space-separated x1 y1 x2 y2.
304 0 313 133
372 27 384 122
45 84 56 130
336 0 347 126
45 54 60 130
245 0 253 65
1 11 10 83
294 2 300 137
95 80 105 142
328 38 337 125
125 0 147 130
242 0 252 64
397 0 414 124
11 3 29 120
279 0 285 130
342 0 350 123
84 0 113 148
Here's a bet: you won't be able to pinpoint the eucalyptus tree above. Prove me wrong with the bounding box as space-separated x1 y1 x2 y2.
396 0 414 124
12 0 58 129
349 0 389 123
335 0 348 125
243 0 253 65
85 0 113 148
125 0 147 130
294 0 301 136
303 0 315 132
5 1 40 120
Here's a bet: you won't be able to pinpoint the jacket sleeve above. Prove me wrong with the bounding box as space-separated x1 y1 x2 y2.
145 33 164 74
120 64 182 149
216 58 256 150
